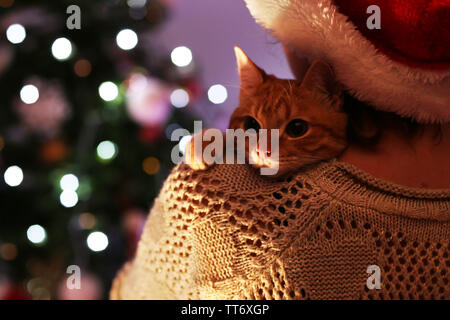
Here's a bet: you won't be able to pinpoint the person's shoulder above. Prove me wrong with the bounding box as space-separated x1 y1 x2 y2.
154 162 339 279
166 164 292 197
163 162 330 201
164 163 334 266
161 162 331 233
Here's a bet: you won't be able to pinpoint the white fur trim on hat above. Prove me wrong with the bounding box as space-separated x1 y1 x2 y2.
244 0 450 123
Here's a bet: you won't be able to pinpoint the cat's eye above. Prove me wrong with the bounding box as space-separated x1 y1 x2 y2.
243 117 260 131
286 119 309 138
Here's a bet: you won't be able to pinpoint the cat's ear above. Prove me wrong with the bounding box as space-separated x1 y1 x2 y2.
234 46 265 91
301 60 343 110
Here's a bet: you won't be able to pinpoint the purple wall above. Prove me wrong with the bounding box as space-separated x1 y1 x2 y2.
150 0 293 129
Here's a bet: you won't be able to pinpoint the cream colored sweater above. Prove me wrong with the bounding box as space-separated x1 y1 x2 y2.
110 160 450 300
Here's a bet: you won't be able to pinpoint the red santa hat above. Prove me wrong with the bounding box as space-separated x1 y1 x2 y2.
244 0 450 123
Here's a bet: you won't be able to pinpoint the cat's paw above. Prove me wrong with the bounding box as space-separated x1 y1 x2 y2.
184 132 211 171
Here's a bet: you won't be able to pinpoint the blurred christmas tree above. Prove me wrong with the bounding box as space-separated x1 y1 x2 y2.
0 0 201 299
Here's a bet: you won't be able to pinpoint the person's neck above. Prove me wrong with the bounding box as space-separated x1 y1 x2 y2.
338 123 450 189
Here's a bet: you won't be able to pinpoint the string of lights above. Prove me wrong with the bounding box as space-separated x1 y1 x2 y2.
0 0 228 300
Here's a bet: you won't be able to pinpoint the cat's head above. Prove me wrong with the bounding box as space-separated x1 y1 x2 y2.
230 47 348 178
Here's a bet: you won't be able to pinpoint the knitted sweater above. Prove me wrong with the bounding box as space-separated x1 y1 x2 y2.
110 160 450 300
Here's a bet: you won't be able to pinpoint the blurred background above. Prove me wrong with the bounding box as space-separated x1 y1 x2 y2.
0 0 291 299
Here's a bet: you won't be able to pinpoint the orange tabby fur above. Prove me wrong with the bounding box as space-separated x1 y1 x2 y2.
186 47 348 177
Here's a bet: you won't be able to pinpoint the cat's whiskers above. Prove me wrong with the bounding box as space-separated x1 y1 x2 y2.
223 84 242 89
282 85 290 99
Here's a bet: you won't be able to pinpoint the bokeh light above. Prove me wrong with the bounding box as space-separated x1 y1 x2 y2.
6 24 26 44
96 140 118 161
116 29 138 50
178 135 192 155
87 231 109 252
51 37 73 61
60 174 79 191
171 46 193 67
27 278 51 300
208 84 228 104
74 59 92 77
20 84 39 104
4 165 24 187
60 190 79 208
0 0 15 9
127 0 147 7
170 88 190 108
165 123 181 139
0 243 18 261
98 81 119 102
27 225 47 245
142 157 160 175
78 213 96 230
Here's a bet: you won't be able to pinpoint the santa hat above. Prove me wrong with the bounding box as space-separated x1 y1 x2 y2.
243 0 450 123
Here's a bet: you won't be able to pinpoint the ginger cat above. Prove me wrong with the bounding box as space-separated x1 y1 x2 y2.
185 47 348 178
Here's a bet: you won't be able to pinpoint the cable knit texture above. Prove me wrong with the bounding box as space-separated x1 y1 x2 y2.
110 160 450 300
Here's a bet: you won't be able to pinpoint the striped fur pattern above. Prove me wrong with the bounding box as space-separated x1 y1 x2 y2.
229 48 348 177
